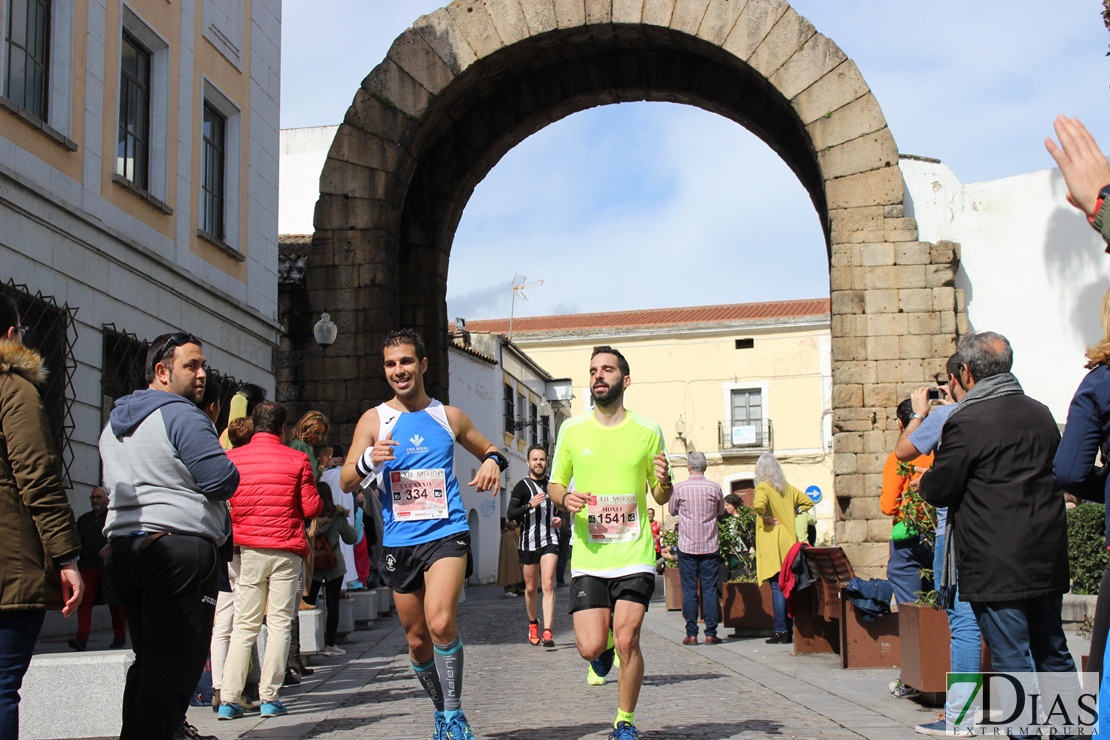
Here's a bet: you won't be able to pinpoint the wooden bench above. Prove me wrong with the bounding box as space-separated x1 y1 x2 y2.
791 546 900 669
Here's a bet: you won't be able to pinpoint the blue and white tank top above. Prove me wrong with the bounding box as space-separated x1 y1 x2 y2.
377 399 468 547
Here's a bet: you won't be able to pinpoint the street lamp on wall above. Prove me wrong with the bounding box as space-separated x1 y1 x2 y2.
276 311 338 368
512 397 551 430
675 416 688 451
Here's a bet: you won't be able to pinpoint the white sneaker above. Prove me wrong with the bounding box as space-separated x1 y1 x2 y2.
323 645 345 656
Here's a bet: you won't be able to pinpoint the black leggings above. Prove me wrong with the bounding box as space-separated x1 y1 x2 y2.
308 577 343 647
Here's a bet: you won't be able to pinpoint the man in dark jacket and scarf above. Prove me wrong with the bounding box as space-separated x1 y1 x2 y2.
0 293 83 738
920 331 1078 736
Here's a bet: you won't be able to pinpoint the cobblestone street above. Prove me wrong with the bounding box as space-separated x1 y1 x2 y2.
181 579 995 739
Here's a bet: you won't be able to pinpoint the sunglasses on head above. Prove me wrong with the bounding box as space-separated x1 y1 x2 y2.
150 332 200 372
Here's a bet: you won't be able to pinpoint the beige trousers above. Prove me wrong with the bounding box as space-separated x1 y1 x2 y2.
221 547 302 703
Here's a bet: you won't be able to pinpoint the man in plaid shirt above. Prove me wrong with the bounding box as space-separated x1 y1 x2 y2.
668 452 725 645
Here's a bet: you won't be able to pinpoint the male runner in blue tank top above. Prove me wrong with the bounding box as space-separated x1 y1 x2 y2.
340 329 506 740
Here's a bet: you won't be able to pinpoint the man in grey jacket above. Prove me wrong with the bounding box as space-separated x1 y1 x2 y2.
100 331 239 740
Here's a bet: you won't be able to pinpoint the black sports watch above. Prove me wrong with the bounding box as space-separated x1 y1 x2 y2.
483 450 509 473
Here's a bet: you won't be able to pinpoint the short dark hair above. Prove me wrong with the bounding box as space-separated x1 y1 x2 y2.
383 329 425 361
591 345 629 376
237 382 267 415
958 331 1013 381
0 293 18 336
251 401 287 436
145 331 202 384
946 352 962 380
526 444 547 458
896 398 915 428
199 374 222 411
724 493 744 509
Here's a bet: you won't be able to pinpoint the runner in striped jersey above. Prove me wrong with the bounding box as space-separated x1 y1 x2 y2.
506 445 562 648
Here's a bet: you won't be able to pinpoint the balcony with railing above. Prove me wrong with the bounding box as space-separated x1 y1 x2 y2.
718 418 773 453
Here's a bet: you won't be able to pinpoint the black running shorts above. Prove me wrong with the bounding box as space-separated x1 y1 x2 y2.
568 572 655 613
378 531 472 594
517 543 560 565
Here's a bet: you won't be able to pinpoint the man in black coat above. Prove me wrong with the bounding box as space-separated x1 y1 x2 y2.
920 332 1077 734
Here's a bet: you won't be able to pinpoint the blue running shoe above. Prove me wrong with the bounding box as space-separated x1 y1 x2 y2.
432 710 447 740
217 702 244 720
608 721 640 739
260 700 287 718
590 646 616 678
445 711 476 739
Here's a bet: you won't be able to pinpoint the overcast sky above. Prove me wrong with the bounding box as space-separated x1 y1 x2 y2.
281 1 1110 320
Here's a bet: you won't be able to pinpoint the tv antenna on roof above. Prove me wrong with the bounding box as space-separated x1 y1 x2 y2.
508 273 543 340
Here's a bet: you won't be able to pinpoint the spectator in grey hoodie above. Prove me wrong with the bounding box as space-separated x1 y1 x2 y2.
99 331 239 740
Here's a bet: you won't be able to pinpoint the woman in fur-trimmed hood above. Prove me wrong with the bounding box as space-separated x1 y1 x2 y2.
0 293 83 735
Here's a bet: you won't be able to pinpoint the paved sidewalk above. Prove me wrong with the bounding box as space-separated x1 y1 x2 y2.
167 578 1087 740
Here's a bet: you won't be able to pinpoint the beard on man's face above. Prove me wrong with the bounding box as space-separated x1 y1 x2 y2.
590 380 623 406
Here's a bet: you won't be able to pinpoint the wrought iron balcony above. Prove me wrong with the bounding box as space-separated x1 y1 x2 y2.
718 419 773 452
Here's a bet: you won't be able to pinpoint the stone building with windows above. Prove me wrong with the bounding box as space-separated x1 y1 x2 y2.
457 300 837 546
1 0 282 511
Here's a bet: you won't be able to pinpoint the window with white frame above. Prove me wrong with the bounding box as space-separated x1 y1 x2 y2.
199 80 241 254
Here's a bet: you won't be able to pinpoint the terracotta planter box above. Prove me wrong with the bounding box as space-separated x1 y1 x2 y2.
898 603 951 693
663 568 682 611
720 581 774 632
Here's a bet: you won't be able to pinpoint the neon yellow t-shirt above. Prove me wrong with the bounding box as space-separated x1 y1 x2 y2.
550 410 667 578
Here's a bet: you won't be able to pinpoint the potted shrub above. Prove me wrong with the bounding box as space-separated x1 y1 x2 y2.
893 464 949 691
659 528 682 610
718 505 775 632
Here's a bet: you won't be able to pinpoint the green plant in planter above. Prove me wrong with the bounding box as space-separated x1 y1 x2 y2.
720 507 757 582
659 527 678 568
894 461 938 548
1067 502 1106 595
913 567 942 609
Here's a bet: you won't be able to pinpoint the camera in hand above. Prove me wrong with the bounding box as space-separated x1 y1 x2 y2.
927 387 943 401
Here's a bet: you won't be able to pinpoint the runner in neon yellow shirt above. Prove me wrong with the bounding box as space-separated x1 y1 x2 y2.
549 346 673 740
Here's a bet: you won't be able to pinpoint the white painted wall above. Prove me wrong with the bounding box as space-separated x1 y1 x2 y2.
279 125 337 234
447 346 502 584
902 157 1110 424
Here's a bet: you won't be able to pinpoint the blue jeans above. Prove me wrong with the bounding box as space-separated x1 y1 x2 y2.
0 609 46 739
677 552 720 637
971 595 1078 740
934 535 981 724
887 535 933 605
769 576 789 633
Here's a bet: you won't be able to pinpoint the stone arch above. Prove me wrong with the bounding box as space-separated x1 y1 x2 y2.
303 0 962 571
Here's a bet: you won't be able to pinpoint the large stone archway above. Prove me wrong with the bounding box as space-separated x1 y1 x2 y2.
299 0 963 571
